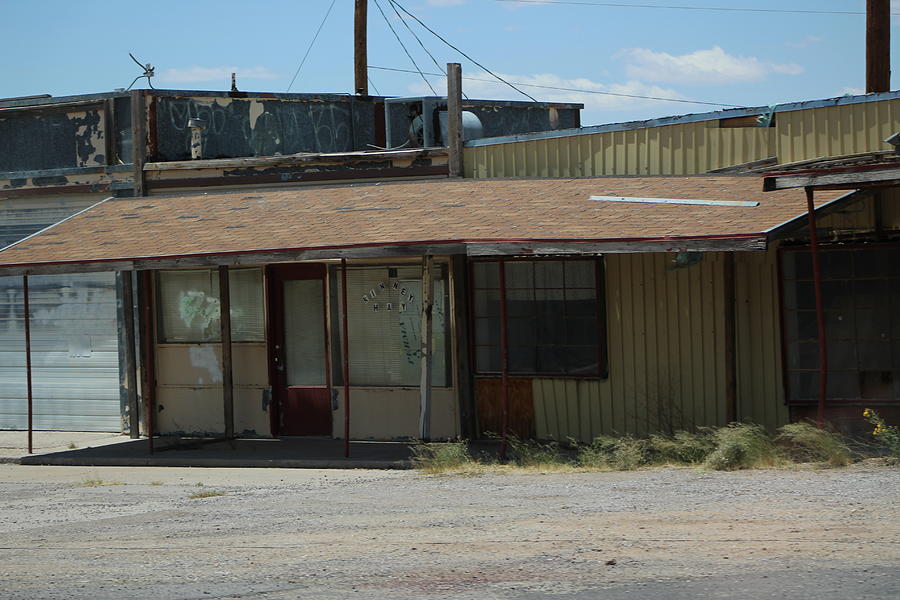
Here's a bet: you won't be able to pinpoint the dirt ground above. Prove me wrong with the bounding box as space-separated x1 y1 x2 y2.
0 462 897 599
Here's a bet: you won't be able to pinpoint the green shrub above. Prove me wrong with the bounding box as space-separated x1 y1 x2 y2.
648 430 716 465
411 440 473 473
508 435 565 467
703 423 778 470
863 409 900 460
776 422 852 467
576 435 650 470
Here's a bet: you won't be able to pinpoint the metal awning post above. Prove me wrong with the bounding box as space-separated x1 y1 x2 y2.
23 275 33 454
805 187 828 425
341 258 351 458
219 266 234 441
498 260 510 461
419 256 434 440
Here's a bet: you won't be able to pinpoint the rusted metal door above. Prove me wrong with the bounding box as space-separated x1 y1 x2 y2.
267 264 331 437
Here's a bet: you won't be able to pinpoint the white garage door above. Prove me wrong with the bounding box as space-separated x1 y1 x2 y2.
0 272 121 431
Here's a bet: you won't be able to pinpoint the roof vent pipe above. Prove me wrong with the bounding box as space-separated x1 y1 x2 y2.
188 118 206 160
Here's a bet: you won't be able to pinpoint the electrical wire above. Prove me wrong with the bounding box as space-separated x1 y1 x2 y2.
387 0 538 102
286 0 337 92
495 0 898 16
367 76 382 97
369 65 745 108
374 0 437 95
387 0 469 100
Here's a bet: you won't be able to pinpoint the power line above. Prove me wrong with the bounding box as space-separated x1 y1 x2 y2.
287 0 337 92
495 0 898 16
369 65 745 108
373 0 437 95
387 0 469 100
388 0 538 102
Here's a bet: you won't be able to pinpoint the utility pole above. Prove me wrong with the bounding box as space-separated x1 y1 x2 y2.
355 0 368 95
866 0 891 93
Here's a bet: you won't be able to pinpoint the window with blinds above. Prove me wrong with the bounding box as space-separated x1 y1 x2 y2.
335 264 451 387
157 268 265 343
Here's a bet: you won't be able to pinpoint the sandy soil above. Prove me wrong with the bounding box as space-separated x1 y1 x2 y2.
0 462 897 599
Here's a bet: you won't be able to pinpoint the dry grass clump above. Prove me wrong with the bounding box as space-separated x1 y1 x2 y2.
703 423 778 471
188 490 226 499
411 440 473 474
776 422 852 467
79 479 123 487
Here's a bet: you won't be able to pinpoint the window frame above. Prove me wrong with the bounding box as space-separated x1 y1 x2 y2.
778 242 900 405
155 267 266 345
469 256 608 379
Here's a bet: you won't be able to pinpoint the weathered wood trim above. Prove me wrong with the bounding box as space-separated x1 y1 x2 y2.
144 148 448 171
466 238 767 255
764 167 900 190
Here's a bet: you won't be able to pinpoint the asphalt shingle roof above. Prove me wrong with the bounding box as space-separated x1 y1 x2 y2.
0 176 840 269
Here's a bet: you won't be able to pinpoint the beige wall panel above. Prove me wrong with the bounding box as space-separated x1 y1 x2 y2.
531 252 738 442
156 343 268 387
776 101 900 164
331 388 458 440
465 98 900 179
734 248 787 431
155 386 268 436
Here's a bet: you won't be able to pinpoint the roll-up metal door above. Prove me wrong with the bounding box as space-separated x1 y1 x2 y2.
0 273 121 431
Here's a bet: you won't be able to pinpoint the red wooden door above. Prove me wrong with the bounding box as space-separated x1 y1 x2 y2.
267 264 332 436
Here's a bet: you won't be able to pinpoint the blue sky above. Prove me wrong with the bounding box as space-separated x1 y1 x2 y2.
1 0 896 125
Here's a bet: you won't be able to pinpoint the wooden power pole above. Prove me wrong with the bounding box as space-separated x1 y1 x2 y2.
355 0 368 95
867 0 891 93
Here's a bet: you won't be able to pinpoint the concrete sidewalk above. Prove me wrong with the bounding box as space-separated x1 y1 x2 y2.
0 430 415 469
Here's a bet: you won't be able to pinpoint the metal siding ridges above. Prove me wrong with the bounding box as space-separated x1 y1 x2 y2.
734 249 786 432
530 252 740 441
0 272 120 431
463 98 900 178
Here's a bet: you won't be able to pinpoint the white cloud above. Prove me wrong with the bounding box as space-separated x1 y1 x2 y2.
785 35 824 48
158 66 279 84
838 86 865 96
619 46 803 85
408 71 693 113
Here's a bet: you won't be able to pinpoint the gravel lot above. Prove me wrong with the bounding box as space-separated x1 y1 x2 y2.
0 462 897 599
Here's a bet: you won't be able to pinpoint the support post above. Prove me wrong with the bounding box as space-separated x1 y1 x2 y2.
419 256 434 440
447 63 463 178
723 253 737 424
121 271 140 438
23 275 33 455
341 258 351 457
498 261 510 461
130 90 147 197
354 0 368 95
219 266 234 440
866 0 891 93
139 271 156 453
806 187 828 425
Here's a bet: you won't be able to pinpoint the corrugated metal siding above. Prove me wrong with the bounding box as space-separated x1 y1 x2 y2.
734 248 787 432
0 273 121 431
533 253 731 441
0 194 106 249
776 101 900 164
465 98 900 178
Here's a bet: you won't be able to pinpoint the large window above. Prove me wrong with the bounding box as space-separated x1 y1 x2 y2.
334 264 451 387
157 268 265 343
782 245 900 403
472 259 606 377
